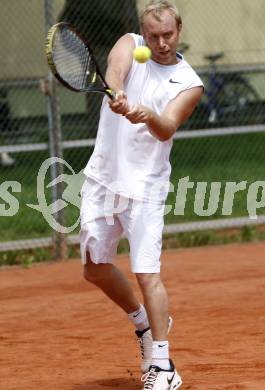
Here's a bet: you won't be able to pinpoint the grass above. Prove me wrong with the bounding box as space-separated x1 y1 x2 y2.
0 133 265 244
166 133 265 223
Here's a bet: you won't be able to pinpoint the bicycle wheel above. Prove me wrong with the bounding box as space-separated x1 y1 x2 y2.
215 75 260 125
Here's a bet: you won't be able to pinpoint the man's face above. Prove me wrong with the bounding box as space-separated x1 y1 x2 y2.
142 10 181 65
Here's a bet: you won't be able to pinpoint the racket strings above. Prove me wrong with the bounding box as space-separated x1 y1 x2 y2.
53 26 94 90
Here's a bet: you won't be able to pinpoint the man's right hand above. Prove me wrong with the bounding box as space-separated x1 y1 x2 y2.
108 90 129 115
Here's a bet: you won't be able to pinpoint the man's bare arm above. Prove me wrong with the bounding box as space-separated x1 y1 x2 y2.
105 34 135 114
125 87 204 141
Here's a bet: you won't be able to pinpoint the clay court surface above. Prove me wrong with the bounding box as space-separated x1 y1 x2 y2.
1 242 265 390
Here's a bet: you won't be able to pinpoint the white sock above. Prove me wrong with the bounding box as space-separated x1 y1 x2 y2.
151 341 170 370
128 304 149 331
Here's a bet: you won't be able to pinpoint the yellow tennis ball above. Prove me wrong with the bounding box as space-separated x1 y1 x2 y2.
133 46 152 63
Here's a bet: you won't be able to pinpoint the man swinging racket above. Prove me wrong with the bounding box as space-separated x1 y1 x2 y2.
80 1 203 388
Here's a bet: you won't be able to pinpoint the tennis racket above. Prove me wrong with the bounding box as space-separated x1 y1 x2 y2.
45 22 116 99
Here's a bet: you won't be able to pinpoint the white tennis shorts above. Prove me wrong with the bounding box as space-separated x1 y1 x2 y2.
80 178 165 273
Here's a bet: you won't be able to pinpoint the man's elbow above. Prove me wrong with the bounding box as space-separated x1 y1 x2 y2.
159 126 177 142
147 119 177 141
158 134 171 142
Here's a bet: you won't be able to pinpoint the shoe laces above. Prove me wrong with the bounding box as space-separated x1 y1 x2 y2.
137 335 145 358
141 367 158 389
137 330 150 358
138 337 144 358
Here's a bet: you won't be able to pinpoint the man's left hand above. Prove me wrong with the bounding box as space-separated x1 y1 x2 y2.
125 105 151 124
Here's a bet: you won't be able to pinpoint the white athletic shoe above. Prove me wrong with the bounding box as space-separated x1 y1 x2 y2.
136 317 173 373
141 359 182 390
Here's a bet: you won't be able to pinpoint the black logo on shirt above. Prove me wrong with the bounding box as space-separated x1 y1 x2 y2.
169 78 182 84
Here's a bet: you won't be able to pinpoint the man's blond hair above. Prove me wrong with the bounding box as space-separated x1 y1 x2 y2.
140 0 182 29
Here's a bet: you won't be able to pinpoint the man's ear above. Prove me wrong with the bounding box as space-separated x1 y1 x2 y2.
178 23 182 34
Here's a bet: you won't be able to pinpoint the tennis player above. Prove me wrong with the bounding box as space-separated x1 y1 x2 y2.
80 1 203 388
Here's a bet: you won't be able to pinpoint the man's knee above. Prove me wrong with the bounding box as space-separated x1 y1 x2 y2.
136 273 161 291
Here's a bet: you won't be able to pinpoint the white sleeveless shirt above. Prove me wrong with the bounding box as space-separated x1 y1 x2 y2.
84 34 203 203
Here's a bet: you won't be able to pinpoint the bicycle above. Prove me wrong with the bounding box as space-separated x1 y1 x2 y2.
202 52 260 125
179 45 260 127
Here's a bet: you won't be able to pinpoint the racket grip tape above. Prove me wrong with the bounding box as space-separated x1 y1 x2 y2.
106 89 116 100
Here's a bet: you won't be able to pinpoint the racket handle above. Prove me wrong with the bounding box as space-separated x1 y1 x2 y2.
106 89 116 100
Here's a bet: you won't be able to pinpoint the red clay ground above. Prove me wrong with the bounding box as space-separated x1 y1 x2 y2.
1 242 265 390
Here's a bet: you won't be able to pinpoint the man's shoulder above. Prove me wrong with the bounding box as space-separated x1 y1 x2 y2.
170 56 203 89
175 57 200 77
128 33 145 47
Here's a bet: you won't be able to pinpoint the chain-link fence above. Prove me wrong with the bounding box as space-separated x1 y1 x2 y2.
0 0 265 258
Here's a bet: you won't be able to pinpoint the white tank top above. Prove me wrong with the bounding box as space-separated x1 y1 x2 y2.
84 34 203 203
